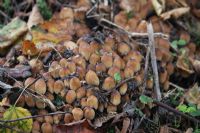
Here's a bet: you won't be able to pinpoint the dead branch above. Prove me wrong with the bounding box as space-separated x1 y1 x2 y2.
147 23 162 101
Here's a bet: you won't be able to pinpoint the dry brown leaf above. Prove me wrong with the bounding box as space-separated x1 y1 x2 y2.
56 119 97 133
191 59 200 74
152 0 165 15
160 7 190 20
176 49 194 77
121 117 130 133
185 128 193 133
90 112 117 128
27 5 44 30
185 83 200 106
31 7 75 44
22 40 38 56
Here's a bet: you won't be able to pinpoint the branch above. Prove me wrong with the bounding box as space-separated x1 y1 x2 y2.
147 23 161 101
153 100 200 123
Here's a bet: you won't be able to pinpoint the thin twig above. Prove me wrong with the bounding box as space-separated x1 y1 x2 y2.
99 18 168 39
104 77 135 95
13 77 40 106
147 23 161 101
153 100 200 123
169 82 184 91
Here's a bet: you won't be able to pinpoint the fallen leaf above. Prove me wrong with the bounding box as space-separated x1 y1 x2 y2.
121 117 130 133
191 59 200 74
176 48 194 77
90 112 117 128
56 119 98 133
160 7 190 20
0 106 33 133
27 5 44 30
152 0 165 15
185 128 193 133
0 17 28 54
22 40 38 56
31 18 73 44
185 83 200 105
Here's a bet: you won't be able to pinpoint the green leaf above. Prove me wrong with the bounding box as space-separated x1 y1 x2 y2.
139 95 153 104
186 106 197 113
177 104 188 113
171 40 178 49
114 73 121 83
1 106 33 132
177 39 187 46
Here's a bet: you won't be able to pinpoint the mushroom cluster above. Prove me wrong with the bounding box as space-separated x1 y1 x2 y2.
2 1 199 132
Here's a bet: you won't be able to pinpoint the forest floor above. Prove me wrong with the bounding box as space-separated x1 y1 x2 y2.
0 0 200 133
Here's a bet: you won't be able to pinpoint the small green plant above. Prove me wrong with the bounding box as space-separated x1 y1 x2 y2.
171 39 187 50
176 104 200 117
114 72 121 83
37 0 52 20
139 95 153 104
170 89 184 106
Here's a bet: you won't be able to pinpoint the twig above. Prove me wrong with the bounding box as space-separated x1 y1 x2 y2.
0 80 13 90
134 115 146 129
0 10 11 21
104 77 135 95
169 82 184 91
147 23 161 101
153 100 200 123
0 111 67 123
99 18 168 39
13 77 40 106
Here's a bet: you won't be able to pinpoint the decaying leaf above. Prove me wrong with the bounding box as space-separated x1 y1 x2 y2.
121 117 130 133
0 17 28 53
22 40 38 56
152 0 165 15
0 106 33 133
91 112 117 128
31 7 75 44
160 7 190 20
185 84 200 109
27 5 44 30
176 49 194 77
191 59 200 74
56 119 97 133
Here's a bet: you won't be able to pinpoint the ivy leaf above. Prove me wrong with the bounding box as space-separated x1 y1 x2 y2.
177 104 188 113
139 95 153 104
171 40 178 50
177 39 187 46
1 106 33 132
114 73 121 83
